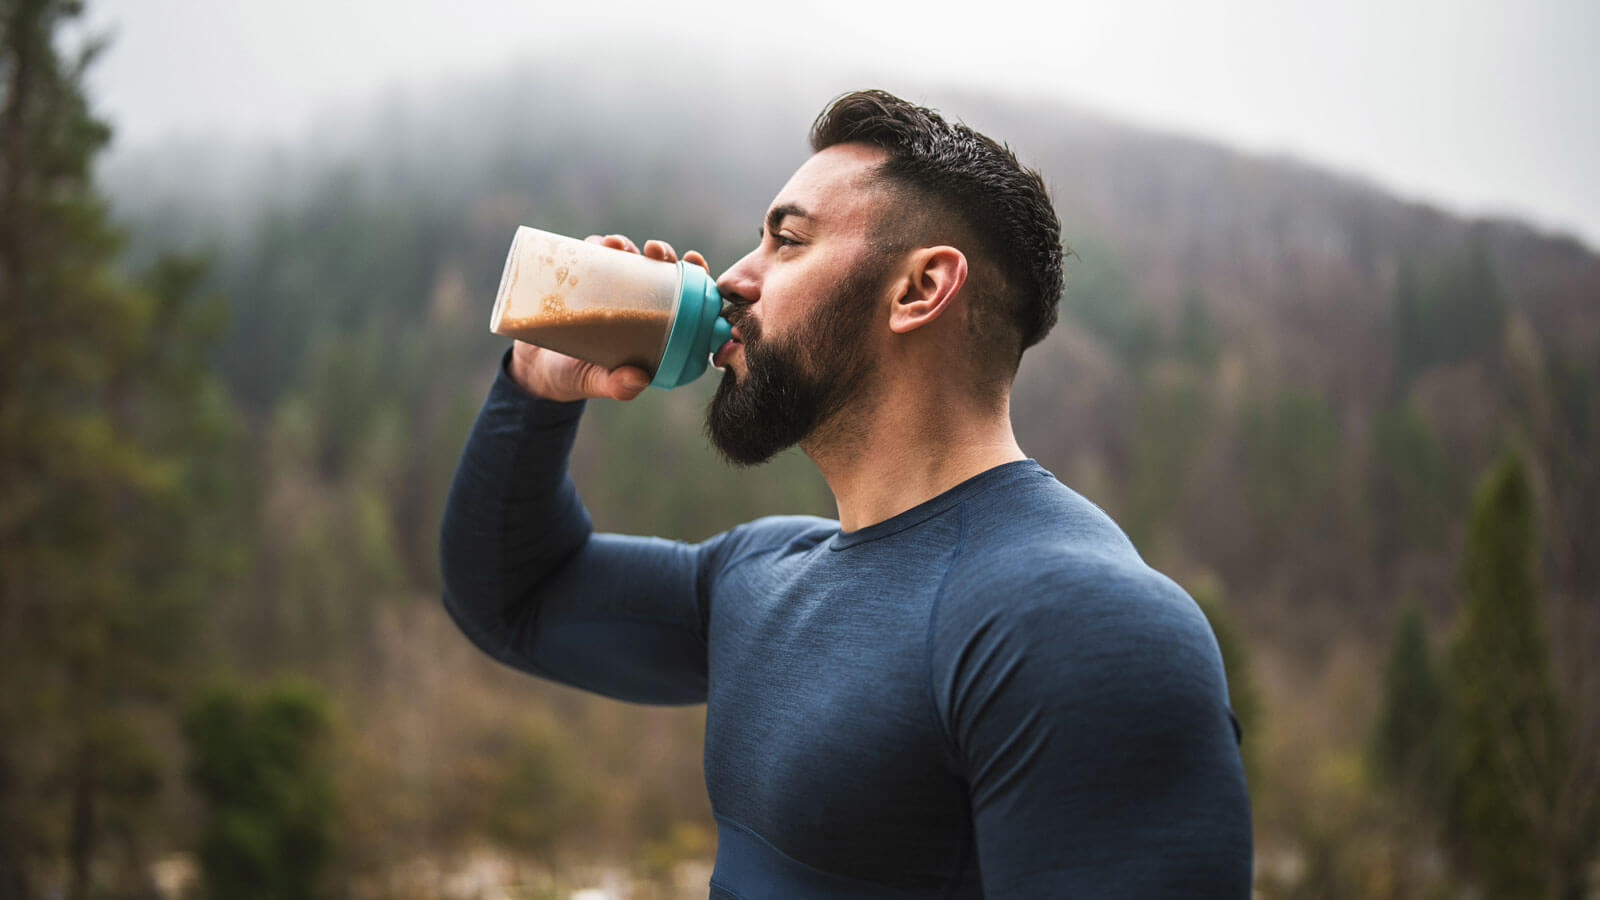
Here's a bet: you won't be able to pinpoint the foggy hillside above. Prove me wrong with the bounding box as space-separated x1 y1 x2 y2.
101 55 1600 636
103 56 1600 371
99 52 1600 629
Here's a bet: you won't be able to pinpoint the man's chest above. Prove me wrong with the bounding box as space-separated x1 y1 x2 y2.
700 548 974 891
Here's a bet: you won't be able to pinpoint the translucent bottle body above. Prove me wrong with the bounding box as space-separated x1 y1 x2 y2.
489 226 679 373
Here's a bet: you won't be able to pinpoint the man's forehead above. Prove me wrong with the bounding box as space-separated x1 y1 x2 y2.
766 143 890 231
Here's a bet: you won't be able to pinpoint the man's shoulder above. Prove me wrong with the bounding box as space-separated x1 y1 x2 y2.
940 475 1209 655
951 470 1170 606
701 514 836 566
738 513 838 545
931 524 1226 717
960 464 1136 557
944 541 1198 634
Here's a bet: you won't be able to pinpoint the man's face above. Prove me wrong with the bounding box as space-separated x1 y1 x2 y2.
705 144 898 466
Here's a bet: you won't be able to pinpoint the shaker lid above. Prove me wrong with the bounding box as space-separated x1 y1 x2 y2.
651 261 732 389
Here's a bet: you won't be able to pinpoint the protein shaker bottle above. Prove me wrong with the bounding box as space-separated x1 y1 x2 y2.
489 226 732 389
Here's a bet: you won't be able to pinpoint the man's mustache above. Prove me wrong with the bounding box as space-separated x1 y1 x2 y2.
726 307 761 344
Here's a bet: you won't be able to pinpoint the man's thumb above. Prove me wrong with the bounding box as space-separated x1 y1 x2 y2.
615 368 651 399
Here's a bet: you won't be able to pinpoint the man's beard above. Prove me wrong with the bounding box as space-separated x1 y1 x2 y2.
705 258 884 467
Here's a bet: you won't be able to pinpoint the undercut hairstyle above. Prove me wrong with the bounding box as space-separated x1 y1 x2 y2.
810 90 1064 380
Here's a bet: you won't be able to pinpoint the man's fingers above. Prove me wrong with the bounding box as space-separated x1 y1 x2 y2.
643 239 678 263
573 359 650 401
582 234 641 253
565 360 603 399
584 235 705 273
609 366 651 401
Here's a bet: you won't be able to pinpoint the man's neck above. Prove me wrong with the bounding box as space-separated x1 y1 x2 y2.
803 379 1026 533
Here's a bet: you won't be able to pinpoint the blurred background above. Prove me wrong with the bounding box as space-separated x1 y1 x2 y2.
3 0 1597 897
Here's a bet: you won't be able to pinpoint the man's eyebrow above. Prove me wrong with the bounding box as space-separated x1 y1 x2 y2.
762 203 812 236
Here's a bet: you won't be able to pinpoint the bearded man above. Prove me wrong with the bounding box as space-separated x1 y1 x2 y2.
440 90 1253 898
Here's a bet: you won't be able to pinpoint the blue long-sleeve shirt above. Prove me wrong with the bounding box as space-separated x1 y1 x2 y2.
440 353 1253 898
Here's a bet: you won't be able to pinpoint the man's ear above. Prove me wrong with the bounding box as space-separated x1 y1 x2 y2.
888 246 967 335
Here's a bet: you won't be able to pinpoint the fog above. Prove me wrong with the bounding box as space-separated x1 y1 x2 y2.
82 0 1600 248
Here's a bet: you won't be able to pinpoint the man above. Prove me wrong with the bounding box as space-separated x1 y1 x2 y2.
441 90 1252 897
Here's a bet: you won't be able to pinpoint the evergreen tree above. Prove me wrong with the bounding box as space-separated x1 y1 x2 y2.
1446 452 1563 897
1369 601 1447 817
1241 387 1340 549
1391 260 1426 390
1390 244 1506 391
1191 578 1261 787
1176 286 1219 369
0 1 237 894
1061 242 1158 368
185 680 336 900
1431 239 1505 368
1369 403 1456 576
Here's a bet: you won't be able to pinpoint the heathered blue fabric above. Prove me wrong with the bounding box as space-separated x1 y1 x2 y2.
440 353 1254 898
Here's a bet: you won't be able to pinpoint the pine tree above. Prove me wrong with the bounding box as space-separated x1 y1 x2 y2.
1191 578 1261 787
0 1 238 894
1176 286 1218 369
1369 402 1456 569
1370 601 1447 818
1446 452 1563 897
184 680 336 900
1432 239 1505 367
1391 260 1426 390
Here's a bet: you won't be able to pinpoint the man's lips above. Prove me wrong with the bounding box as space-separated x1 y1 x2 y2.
713 324 746 369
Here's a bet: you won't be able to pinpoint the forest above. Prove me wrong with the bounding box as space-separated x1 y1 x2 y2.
3 0 1597 896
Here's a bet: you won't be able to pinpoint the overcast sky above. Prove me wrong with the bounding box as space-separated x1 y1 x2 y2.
81 0 1599 249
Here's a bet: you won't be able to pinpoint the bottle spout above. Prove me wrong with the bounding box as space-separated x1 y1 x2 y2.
650 261 727 389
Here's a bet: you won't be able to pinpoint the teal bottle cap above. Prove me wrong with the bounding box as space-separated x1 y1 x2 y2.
652 261 732 389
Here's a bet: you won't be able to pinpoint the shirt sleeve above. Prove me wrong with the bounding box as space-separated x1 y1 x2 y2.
438 349 735 705
930 561 1254 897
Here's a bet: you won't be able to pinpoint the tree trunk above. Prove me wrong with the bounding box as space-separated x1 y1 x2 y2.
0 744 33 900
1 0 41 396
66 734 95 900
0 0 46 647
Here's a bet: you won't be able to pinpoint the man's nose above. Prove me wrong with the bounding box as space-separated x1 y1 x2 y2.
716 250 761 309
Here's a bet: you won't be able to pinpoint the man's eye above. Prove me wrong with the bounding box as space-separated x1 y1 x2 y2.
773 234 800 248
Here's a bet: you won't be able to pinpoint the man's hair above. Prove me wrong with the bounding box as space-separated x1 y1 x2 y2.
809 90 1063 377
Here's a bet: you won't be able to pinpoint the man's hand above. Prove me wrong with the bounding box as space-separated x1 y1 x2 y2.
508 234 713 402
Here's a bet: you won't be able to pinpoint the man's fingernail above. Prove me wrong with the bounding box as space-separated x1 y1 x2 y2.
623 374 649 391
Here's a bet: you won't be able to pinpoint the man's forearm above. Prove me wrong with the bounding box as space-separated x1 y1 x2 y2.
438 350 593 663
437 350 714 702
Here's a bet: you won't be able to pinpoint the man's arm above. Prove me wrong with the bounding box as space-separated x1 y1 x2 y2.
438 349 730 704
932 563 1253 897
441 234 737 704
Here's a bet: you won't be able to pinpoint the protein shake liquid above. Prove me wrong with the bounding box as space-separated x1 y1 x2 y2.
489 226 730 389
